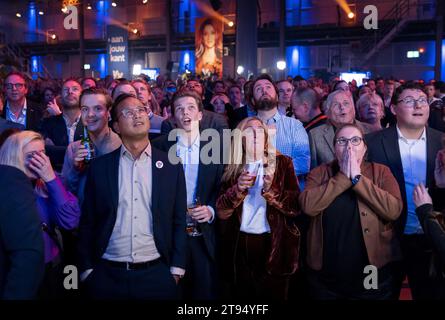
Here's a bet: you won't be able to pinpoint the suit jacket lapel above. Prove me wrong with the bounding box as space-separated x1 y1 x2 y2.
426 127 438 187
74 121 84 142
382 126 405 188
151 147 162 226
107 148 120 213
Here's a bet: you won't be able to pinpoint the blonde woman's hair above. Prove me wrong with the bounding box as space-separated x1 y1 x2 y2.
222 116 276 184
0 130 44 174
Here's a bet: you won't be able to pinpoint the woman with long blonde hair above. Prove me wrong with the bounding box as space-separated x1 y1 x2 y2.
216 116 301 300
0 131 80 299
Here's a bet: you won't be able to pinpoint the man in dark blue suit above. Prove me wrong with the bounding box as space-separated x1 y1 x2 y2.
78 93 187 299
0 165 44 299
153 91 224 300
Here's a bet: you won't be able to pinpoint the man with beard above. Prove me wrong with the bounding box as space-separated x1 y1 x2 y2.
39 79 84 147
1 71 44 131
251 74 310 188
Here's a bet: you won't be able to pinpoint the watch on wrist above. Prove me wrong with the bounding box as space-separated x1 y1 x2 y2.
351 174 361 186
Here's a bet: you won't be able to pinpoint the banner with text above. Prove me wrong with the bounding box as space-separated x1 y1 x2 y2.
107 25 129 79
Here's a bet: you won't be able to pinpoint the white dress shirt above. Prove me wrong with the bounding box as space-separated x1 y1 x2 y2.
240 160 271 234
102 144 161 262
396 126 427 235
176 134 215 223
5 100 27 127
63 114 81 145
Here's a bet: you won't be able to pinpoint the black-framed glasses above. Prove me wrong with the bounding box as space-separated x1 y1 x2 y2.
4 83 25 90
119 106 148 119
335 136 363 146
397 96 428 108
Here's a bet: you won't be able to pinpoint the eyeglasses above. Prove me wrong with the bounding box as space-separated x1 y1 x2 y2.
335 136 363 146
63 87 81 94
119 107 148 119
4 83 25 90
397 96 428 108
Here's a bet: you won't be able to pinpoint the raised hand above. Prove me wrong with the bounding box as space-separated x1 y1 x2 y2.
350 148 362 178
188 205 213 223
237 170 256 192
339 146 350 178
46 98 62 116
73 144 89 172
413 183 432 207
28 151 56 182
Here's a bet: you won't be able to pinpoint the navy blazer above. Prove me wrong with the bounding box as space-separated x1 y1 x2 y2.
39 114 84 147
78 146 187 273
366 125 444 236
1 99 44 131
152 134 224 261
0 165 44 299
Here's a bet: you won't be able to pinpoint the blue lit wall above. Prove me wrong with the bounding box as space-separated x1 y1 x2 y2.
31 56 42 79
95 1 110 38
179 50 195 73
286 0 314 26
178 0 200 33
286 46 310 78
27 1 37 42
99 53 107 78
286 0 299 26
442 40 445 81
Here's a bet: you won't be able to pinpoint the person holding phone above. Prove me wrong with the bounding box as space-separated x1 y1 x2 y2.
0 130 80 299
216 116 301 300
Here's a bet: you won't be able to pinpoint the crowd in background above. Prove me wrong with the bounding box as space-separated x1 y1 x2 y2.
0 68 445 300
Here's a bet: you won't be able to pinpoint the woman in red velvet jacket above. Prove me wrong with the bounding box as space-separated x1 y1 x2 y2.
216 116 301 300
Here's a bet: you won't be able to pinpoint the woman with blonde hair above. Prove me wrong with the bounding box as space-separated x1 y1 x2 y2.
216 116 301 300
0 131 80 299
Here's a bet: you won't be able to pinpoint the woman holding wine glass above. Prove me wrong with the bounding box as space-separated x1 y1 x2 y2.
216 116 301 300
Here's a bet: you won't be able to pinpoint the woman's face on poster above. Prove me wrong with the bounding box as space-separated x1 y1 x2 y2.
203 24 216 49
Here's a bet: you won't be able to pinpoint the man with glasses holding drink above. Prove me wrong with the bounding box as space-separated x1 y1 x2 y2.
366 82 445 300
78 93 187 299
1 71 43 131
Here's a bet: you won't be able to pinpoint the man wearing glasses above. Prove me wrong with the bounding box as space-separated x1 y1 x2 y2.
78 93 187 299
1 71 43 131
366 82 444 300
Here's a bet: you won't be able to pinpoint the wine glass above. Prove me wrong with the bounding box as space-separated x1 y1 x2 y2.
186 197 202 236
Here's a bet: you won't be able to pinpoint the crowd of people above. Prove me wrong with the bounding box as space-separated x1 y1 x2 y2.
0 69 445 300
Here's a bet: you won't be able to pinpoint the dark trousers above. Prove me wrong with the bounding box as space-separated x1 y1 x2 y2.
83 259 179 300
180 236 218 300
37 258 65 299
307 268 394 300
233 232 289 300
393 234 442 300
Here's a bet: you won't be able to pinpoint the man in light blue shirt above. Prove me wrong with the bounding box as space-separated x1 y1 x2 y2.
250 74 310 189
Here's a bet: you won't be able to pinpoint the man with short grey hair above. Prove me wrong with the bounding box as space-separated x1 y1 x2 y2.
309 90 373 168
